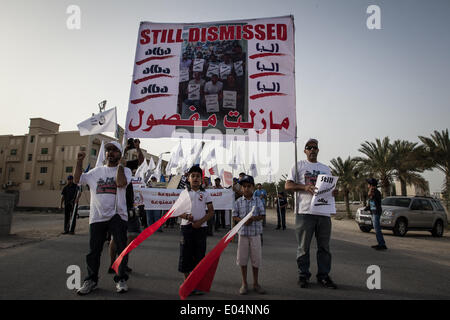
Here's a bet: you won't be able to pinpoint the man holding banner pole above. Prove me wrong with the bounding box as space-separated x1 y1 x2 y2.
285 138 339 290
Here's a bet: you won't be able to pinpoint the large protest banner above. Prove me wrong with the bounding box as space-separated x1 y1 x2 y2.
133 187 234 210
125 16 296 142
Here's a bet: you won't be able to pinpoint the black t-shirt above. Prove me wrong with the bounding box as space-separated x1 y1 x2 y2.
126 159 139 172
125 159 139 210
61 184 79 205
277 197 287 210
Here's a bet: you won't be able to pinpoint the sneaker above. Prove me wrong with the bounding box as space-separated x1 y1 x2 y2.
371 245 379 249
317 276 337 289
253 285 266 294
77 280 97 295
239 285 248 295
375 245 388 251
297 277 309 288
116 280 128 293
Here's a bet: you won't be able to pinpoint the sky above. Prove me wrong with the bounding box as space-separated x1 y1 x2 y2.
1 0 449 193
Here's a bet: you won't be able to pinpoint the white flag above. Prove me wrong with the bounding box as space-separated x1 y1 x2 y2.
154 154 163 182
134 159 149 181
188 141 203 168
148 157 156 171
95 140 105 168
166 142 183 175
249 154 258 178
266 159 273 183
229 150 242 171
77 108 117 136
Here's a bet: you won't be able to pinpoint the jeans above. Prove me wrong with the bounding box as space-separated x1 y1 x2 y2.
85 214 128 283
371 213 386 246
295 214 332 280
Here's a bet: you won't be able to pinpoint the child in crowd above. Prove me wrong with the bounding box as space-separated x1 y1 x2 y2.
178 165 215 295
232 175 266 295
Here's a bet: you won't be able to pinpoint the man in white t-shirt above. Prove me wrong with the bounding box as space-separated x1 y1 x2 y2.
74 141 132 295
285 138 338 290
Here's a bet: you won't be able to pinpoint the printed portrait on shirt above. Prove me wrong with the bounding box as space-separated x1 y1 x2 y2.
304 170 322 186
96 177 117 195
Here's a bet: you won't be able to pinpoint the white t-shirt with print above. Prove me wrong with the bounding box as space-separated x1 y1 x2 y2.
287 160 333 216
79 165 132 224
180 188 213 227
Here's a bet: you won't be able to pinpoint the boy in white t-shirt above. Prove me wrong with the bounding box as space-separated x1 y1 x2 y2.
178 165 214 295
74 141 132 295
286 138 338 290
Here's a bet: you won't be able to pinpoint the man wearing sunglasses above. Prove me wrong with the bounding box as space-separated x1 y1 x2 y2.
285 138 338 290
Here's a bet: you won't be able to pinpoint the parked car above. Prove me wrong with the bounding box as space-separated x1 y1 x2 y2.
355 196 448 237
77 205 90 218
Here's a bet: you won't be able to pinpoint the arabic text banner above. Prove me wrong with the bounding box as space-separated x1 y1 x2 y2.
125 16 296 142
134 187 235 210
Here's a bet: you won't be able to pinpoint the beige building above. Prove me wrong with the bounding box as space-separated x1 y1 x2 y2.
393 178 430 197
0 118 166 208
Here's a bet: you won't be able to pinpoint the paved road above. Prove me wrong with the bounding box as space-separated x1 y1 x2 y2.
1 210 449 300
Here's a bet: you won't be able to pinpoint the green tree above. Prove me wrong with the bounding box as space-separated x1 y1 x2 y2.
356 137 395 197
419 129 450 209
391 140 429 196
330 156 359 218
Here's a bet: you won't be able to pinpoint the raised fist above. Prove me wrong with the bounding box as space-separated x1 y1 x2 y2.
77 151 86 161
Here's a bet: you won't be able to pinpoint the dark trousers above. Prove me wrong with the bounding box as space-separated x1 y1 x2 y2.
85 214 128 283
178 225 207 273
215 210 225 230
64 204 76 233
277 208 286 229
295 214 332 280
207 215 215 235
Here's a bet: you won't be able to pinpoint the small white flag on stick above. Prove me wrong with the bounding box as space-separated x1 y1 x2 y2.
249 153 258 178
77 108 117 136
95 140 105 168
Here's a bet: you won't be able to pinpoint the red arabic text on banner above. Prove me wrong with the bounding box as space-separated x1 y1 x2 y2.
125 16 296 142
179 207 255 299
112 190 191 274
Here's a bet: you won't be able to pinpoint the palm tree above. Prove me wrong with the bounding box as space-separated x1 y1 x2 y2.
330 156 359 218
390 140 430 196
419 129 450 208
356 137 395 197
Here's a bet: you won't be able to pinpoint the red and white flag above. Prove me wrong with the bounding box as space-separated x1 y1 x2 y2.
179 206 255 299
112 189 191 273
207 164 219 177
222 170 233 187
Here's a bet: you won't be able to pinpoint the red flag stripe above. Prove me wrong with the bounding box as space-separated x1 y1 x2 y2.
112 208 174 274
178 208 255 299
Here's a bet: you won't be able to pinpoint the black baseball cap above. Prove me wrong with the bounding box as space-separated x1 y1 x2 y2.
239 175 255 186
366 178 378 186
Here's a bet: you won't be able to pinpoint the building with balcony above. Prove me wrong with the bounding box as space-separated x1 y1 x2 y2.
0 118 166 208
